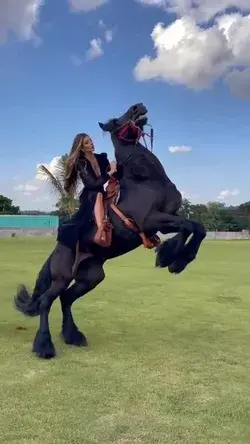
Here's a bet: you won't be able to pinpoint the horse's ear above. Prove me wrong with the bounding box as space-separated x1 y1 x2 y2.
98 118 117 132
98 121 114 132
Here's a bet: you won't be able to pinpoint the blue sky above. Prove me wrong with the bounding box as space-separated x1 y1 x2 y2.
0 0 250 210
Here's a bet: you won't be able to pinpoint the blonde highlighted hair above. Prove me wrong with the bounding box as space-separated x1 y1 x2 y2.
64 133 101 194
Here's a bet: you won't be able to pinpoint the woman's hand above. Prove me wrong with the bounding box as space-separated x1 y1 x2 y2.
108 160 117 176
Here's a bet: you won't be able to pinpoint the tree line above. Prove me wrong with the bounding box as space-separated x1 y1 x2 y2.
1 193 250 232
179 199 250 231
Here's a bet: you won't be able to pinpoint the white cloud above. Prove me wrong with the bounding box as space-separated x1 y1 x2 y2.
14 183 39 192
36 156 63 181
10 157 65 211
98 20 114 43
137 0 250 23
104 29 113 43
181 190 199 200
134 11 250 97
69 0 108 12
225 68 250 98
1 157 69 211
70 54 83 66
85 38 103 60
98 19 105 27
9 178 52 210
0 0 43 42
217 188 239 201
169 145 192 153
37 155 83 200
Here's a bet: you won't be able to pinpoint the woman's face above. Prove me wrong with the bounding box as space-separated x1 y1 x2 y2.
82 135 94 153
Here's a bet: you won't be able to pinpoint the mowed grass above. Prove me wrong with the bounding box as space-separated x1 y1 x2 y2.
0 238 250 444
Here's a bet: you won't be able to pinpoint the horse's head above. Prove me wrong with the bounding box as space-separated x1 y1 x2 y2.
99 103 168 185
98 103 149 147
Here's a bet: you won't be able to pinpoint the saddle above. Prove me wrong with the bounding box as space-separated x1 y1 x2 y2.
93 177 160 249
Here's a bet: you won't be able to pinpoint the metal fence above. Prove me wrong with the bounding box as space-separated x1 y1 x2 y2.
205 231 250 239
0 228 57 237
0 220 249 240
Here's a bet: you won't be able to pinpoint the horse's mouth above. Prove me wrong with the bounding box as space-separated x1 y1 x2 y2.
135 113 148 129
136 113 148 122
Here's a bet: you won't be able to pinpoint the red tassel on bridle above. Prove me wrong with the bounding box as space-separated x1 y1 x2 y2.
117 120 154 152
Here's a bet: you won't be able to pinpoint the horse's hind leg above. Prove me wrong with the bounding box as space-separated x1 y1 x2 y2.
60 281 89 347
60 258 105 347
33 243 74 359
32 278 70 359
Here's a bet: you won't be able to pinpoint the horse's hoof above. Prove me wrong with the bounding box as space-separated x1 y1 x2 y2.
32 330 56 359
155 251 176 268
61 328 88 347
168 260 187 274
169 252 196 274
155 238 180 268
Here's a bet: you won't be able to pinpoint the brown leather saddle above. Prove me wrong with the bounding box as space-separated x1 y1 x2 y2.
93 177 160 249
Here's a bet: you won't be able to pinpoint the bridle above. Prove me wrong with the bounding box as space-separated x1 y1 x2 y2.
116 120 154 152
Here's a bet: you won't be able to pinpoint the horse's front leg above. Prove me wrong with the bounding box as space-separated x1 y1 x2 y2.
168 220 206 274
60 258 105 346
144 211 194 267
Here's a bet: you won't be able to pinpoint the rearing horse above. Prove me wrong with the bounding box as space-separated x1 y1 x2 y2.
99 103 206 272
14 103 206 359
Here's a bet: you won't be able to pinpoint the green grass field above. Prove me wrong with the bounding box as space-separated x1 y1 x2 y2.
0 237 250 444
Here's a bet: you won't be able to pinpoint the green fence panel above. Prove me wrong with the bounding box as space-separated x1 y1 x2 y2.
0 215 59 229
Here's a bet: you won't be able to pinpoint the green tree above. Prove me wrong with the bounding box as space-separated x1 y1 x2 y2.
54 196 79 217
190 204 209 226
179 198 193 218
238 201 250 216
37 154 79 217
217 207 242 231
0 195 20 214
189 201 245 231
205 201 225 231
235 201 250 229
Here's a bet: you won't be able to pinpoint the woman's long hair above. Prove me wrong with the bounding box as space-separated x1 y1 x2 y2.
64 133 86 194
64 133 101 194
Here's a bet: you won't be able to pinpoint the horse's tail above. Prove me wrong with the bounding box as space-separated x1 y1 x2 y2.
14 254 52 317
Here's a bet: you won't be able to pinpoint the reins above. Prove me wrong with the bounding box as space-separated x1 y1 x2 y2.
116 120 154 152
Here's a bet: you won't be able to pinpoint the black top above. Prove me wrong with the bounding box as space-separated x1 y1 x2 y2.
77 152 123 199
77 152 110 199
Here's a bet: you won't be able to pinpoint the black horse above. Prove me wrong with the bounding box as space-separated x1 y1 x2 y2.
14 103 206 359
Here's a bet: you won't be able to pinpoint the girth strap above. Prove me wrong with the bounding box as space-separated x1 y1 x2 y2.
109 203 160 249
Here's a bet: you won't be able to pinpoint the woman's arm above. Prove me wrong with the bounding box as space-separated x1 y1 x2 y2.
112 163 123 180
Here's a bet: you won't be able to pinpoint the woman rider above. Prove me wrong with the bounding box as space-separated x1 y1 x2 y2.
57 133 117 250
